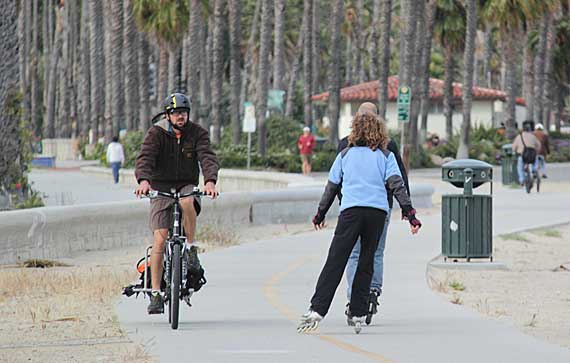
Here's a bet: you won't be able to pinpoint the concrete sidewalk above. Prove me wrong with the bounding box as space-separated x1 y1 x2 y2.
117 179 570 362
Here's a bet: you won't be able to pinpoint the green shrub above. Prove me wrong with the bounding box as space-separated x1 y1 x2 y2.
122 131 145 168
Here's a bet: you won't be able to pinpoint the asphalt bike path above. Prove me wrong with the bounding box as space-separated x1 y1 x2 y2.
117 185 570 363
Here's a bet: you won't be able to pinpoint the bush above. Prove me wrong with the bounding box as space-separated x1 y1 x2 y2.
122 131 145 168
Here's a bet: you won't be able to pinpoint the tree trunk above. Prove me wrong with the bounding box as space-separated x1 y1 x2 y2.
45 6 63 139
368 0 381 81
103 0 113 143
188 0 202 124
420 0 437 143
353 0 364 83
31 0 42 136
542 18 555 131
199 15 212 127
443 45 454 140
240 0 261 117
311 0 320 121
88 0 105 143
345 34 353 85
18 0 31 126
483 26 492 88
168 48 180 94
157 46 169 111
229 0 242 143
377 0 392 119
138 35 151 131
503 30 518 139
257 0 272 155
302 0 313 126
56 3 70 138
285 31 304 118
273 0 286 91
110 0 124 137
533 13 549 124
523 37 535 121
124 0 139 131
211 0 226 144
327 0 344 145
409 0 425 152
0 0 20 192
456 0 477 160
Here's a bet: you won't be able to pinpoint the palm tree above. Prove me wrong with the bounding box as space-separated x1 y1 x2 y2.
31 0 42 136
456 0 478 159
368 0 381 81
410 0 426 153
273 0 286 91
419 0 438 144
435 0 466 140
327 0 344 145
0 0 20 193
124 0 139 131
240 0 261 117
88 0 105 142
110 0 125 138
312 0 321 121
377 0 392 119
257 0 272 155
302 0 313 126
211 0 226 144
188 0 203 124
229 0 242 143
533 13 550 124
138 34 151 131
285 31 304 118
133 0 189 109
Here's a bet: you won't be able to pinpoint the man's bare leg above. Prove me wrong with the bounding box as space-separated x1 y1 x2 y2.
180 198 197 244
151 229 168 291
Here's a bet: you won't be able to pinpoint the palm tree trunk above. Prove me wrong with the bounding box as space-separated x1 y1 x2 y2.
542 18 555 131
456 0 477 160
327 0 344 145
285 31 304 118
188 0 203 124
18 0 31 126
368 0 381 81
103 0 114 143
199 16 212 127
273 0 286 91
483 26 492 88
377 0 392 119
311 0 320 121
211 0 226 144
302 0 313 127
523 37 535 121
110 0 124 137
0 0 20 192
168 48 180 94
157 46 169 113
229 0 242 143
257 0 272 155
138 35 151 131
44 0 55 110
124 0 139 131
353 0 364 83
56 4 70 138
409 0 426 152
503 30 518 139
31 0 42 136
88 0 105 143
533 13 549 124
443 45 454 140
240 0 261 117
345 35 353 85
45 6 62 139
419 0 436 143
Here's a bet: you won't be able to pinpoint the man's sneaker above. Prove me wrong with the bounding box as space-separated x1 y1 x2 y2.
542 174 548 179
185 245 201 273
368 289 381 316
147 292 164 314
345 303 355 326
352 315 366 334
297 309 323 333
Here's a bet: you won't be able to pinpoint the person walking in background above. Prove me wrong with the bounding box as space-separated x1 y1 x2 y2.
106 136 125 184
534 123 550 178
298 126 316 175
338 102 410 325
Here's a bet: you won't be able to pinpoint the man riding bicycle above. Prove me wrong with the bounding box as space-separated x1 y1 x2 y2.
512 120 541 186
134 93 220 314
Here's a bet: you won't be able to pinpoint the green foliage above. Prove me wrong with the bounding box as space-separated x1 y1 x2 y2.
410 146 435 169
122 131 145 168
550 131 570 139
132 0 189 45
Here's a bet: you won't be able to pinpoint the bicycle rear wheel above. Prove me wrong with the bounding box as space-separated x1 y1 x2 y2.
170 244 181 330
524 168 532 193
536 169 541 193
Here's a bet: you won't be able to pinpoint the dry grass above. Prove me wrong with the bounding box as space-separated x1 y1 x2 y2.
196 224 239 247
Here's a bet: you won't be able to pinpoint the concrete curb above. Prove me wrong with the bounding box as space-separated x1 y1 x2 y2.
0 185 434 265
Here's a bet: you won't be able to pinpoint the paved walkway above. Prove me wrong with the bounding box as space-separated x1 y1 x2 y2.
116 167 570 362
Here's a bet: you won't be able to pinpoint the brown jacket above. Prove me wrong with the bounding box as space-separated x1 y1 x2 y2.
135 119 219 192
512 132 541 155
533 130 550 155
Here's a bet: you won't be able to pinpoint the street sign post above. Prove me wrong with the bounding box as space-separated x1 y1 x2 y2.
397 86 411 123
243 102 256 169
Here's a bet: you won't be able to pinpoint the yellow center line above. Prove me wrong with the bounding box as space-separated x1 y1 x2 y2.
263 257 397 363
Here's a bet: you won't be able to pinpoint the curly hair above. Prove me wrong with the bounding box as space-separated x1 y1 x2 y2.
347 112 389 150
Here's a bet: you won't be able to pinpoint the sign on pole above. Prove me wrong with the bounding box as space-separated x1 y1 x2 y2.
397 86 411 123
242 102 256 133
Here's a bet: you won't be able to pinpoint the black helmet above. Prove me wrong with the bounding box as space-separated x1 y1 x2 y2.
522 120 534 132
163 93 191 114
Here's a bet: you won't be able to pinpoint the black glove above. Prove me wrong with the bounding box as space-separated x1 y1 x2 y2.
312 210 325 225
402 207 422 229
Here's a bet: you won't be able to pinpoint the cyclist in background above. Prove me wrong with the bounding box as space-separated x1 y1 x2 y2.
512 120 541 186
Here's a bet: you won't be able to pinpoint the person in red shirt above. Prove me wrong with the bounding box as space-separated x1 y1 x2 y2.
298 126 316 175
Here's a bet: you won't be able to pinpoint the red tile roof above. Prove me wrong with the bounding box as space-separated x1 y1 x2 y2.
312 76 526 106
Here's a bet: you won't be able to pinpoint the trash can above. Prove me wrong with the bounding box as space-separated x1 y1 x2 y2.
441 159 493 262
501 144 518 185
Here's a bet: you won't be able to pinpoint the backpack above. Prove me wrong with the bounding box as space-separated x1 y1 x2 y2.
520 133 537 164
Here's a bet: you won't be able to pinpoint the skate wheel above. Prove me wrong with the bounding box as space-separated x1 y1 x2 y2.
366 314 372 325
354 322 362 334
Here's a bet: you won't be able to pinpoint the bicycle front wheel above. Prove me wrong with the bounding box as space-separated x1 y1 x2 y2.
170 244 181 330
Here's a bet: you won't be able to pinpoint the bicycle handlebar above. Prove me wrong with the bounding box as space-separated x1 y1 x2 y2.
139 188 208 200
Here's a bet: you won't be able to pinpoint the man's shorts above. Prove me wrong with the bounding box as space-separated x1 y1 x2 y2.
301 154 312 163
149 184 202 232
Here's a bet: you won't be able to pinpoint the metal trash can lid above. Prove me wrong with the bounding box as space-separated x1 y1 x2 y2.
442 159 493 189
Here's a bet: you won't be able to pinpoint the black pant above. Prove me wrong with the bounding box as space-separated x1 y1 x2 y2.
310 207 387 317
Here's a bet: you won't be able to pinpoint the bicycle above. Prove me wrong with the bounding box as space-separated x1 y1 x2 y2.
134 187 207 329
523 160 541 194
